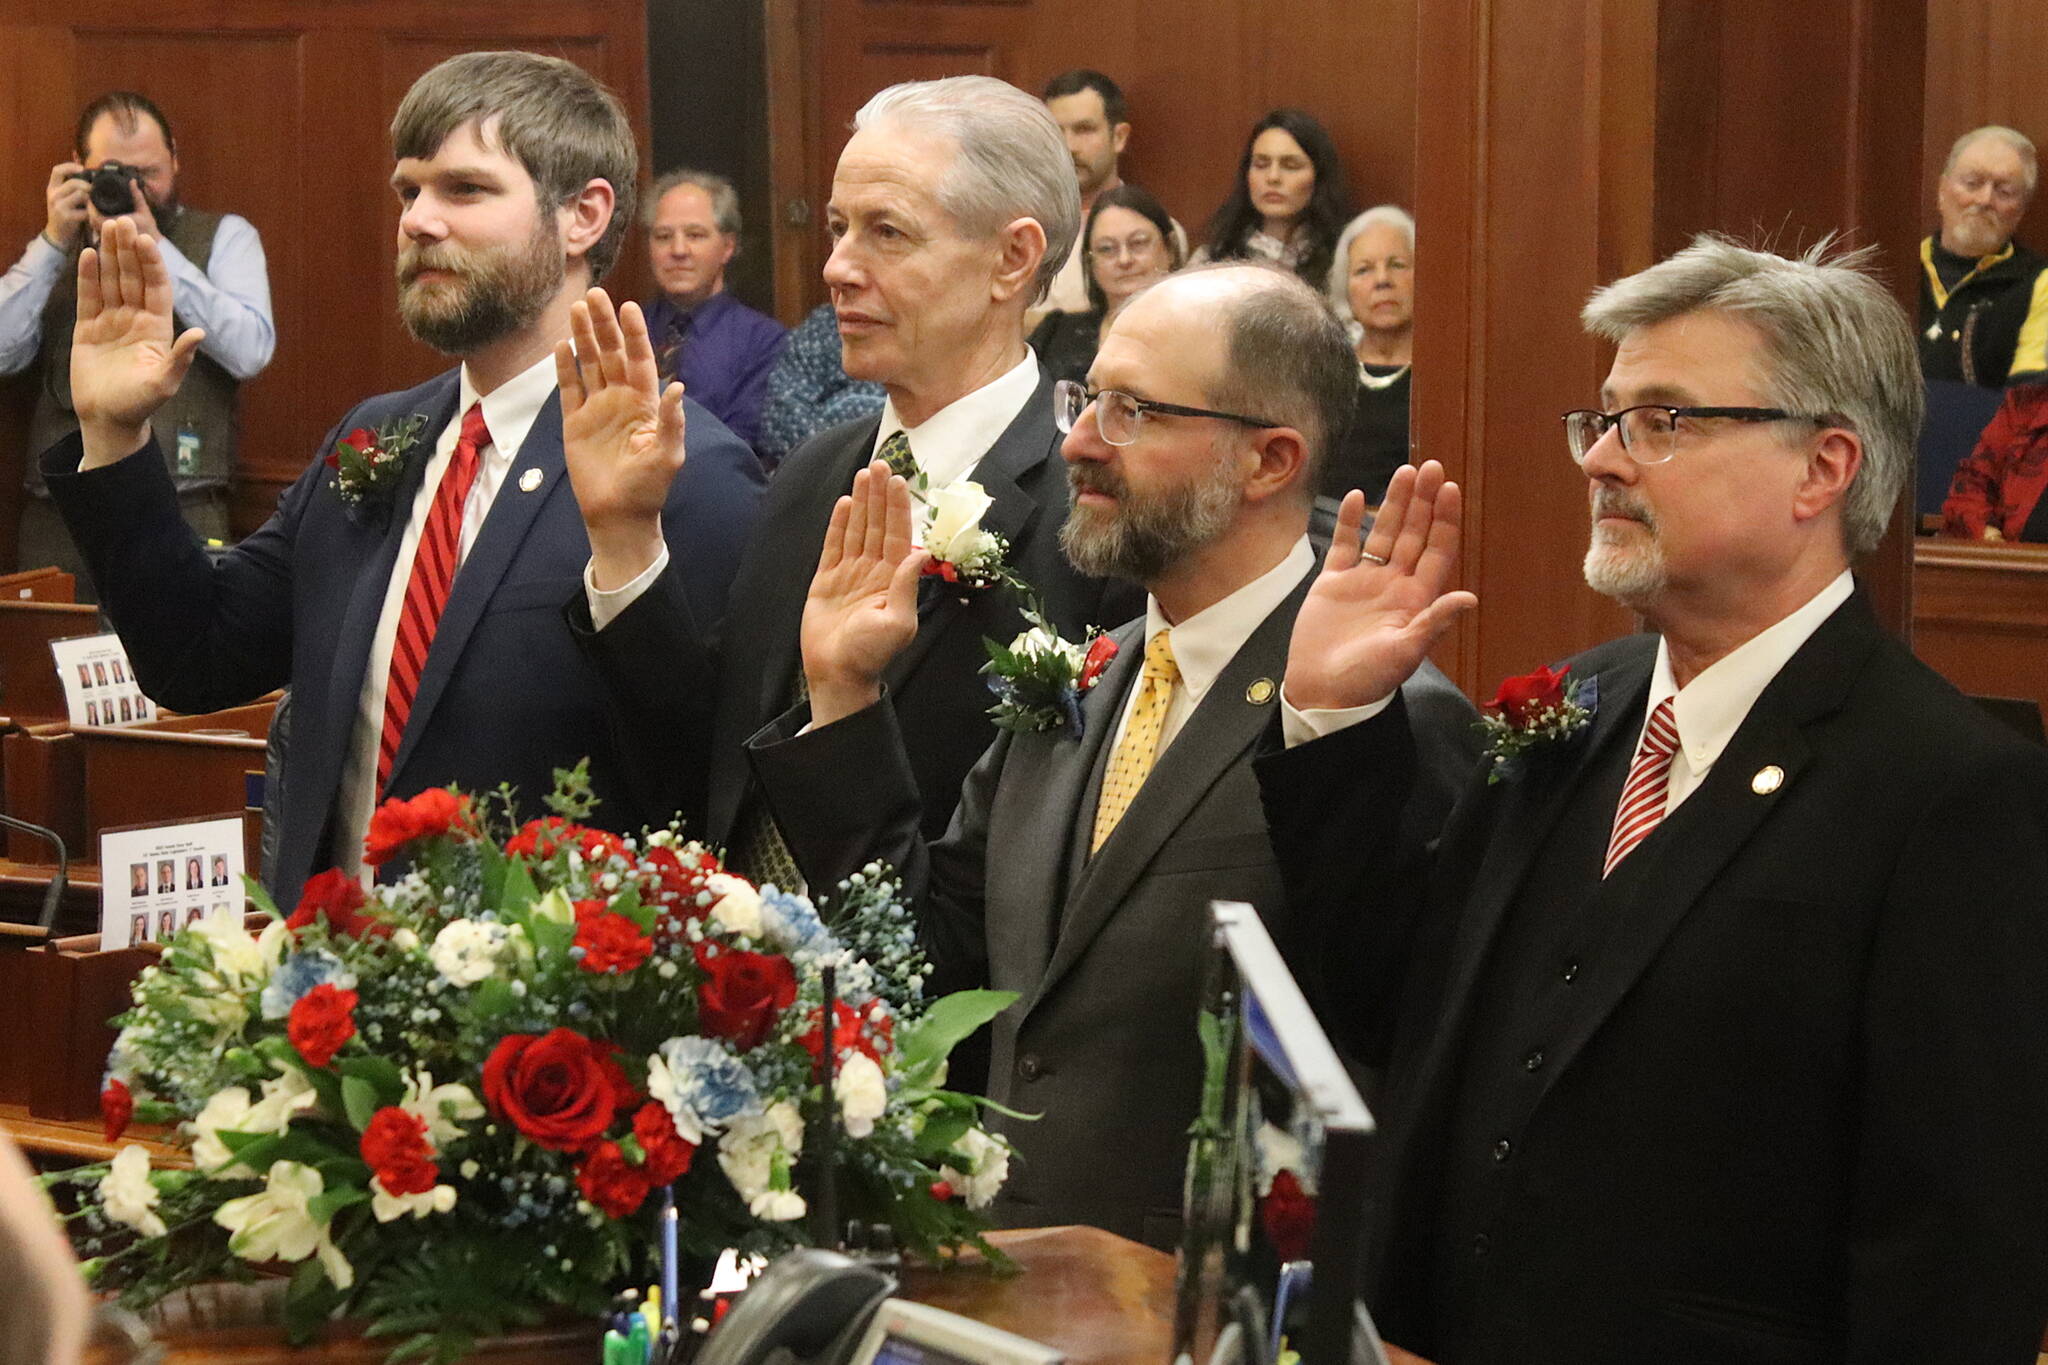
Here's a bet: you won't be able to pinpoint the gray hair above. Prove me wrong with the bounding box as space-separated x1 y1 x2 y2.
1327 205 1416 329
1190 262 1358 501
1942 125 2039 199
645 167 742 238
853 76 1079 303
1581 233 1921 557
393 52 637 280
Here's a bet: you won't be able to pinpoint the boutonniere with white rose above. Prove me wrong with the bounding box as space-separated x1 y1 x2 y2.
918 481 1019 593
981 604 1120 740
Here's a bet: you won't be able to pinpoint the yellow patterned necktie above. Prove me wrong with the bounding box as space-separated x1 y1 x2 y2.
1091 631 1179 852
877 429 918 479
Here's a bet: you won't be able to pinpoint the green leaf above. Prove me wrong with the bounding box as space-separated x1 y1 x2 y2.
342 1075 379 1131
243 877 284 919
337 1055 406 1108
896 989 1017 1076
497 857 540 918
307 1184 369 1225
471 975 516 1023
914 1108 973 1157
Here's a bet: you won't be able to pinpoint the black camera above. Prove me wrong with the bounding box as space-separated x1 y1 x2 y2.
70 161 142 217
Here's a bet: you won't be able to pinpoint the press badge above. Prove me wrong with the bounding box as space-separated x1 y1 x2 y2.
175 425 201 476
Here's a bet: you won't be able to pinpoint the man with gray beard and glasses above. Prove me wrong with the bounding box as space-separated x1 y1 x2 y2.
36 51 763 908
731 262 1475 1245
1257 236 2048 1365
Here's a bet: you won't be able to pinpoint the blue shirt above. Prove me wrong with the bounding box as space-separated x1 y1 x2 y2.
643 290 788 451
756 302 886 468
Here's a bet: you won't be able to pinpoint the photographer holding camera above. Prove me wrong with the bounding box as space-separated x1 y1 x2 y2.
0 91 273 587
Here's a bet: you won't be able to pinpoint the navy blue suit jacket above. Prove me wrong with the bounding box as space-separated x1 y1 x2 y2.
44 368 764 907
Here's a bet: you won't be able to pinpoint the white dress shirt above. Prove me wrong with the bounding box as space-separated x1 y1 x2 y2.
0 215 275 379
585 347 1045 628
334 353 560 877
1108 537 1314 757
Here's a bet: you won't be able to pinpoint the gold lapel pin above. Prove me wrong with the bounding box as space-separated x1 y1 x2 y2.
1751 765 1784 795
518 468 543 493
1245 677 1277 706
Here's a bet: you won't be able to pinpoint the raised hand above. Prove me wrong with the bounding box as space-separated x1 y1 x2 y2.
71 216 205 470
801 462 930 727
1284 460 1477 711
555 288 686 590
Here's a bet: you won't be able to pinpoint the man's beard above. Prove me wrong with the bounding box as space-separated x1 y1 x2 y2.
1582 486 1667 605
1060 449 1242 583
396 210 563 355
1946 208 2008 258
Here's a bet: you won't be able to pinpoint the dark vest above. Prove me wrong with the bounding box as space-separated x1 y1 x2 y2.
27 207 237 495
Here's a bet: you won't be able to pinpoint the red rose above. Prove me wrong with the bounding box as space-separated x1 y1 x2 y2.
363 788 471 866
288 983 358 1068
575 907 653 975
632 1102 697 1185
693 942 798 1052
929 1179 955 1202
360 1106 438 1196
1259 1168 1317 1263
343 427 377 452
921 559 960 582
798 998 893 1064
101 1078 133 1142
1079 633 1119 689
286 867 388 938
576 1140 653 1219
1488 664 1570 728
481 1028 625 1152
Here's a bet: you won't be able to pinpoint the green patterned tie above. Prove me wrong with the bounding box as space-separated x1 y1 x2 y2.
877 429 918 479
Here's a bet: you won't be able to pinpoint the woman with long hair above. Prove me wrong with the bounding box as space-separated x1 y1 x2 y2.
1029 183 1182 384
1193 109 1351 288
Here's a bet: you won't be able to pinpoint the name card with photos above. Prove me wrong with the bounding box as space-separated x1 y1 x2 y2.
49 631 157 729
100 814 247 951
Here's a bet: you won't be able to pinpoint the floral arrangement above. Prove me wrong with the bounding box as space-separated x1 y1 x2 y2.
54 769 1015 1363
980 607 1119 740
325 413 428 515
1477 664 1598 783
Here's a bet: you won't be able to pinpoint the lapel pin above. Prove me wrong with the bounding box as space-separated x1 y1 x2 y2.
518 467 543 493
1245 677 1277 706
1751 765 1784 795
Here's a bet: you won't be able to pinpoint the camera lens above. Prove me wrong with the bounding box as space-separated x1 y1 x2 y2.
88 163 137 217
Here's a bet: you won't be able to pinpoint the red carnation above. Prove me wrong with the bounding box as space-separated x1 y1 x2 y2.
632 1102 697 1185
481 1028 626 1152
1488 664 1570 729
929 1179 955 1202
574 906 654 975
363 787 470 866
101 1078 133 1142
798 998 893 1064
1259 1169 1317 1263
693 942 798 1052
921 559 961 583
576 1140 653 1219
360 1106 439 1196
640 845 719 929
1079 633 1119 689
286 867 387 938
288 983 358 1068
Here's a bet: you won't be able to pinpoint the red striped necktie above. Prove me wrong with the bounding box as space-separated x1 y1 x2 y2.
1602 696 1680 879
377 401 489 793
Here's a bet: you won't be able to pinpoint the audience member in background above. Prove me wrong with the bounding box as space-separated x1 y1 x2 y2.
1323 205 1415 504
1941 378 2048 541
642 168 787 450
1028 182 1182 385
1191 108 1350 290
755 300 885 469
1031 69 1187 329
1918 124 2045 387
0 90 274 585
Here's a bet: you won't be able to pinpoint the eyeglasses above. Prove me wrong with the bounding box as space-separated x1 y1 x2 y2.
1053 379 1279 447
1089 233 1162 262
1560 404 1830 466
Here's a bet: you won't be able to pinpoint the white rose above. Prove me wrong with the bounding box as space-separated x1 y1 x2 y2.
429 919 506 987
834 1052 887 1140
704 874 764 939
922 482 994 561
213 1160 353 1289
99 1145 166 1238
939 1127 1011 1210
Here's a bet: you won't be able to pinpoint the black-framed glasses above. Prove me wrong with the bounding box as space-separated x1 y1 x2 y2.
1053 378 1280 447
1561 404 1830 466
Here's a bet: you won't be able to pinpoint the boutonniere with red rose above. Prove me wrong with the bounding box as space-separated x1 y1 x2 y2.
1478 663 1598 783
326 412 428 516
981 600 1118 740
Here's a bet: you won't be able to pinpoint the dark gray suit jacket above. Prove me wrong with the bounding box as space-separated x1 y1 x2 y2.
749 565 1479 1247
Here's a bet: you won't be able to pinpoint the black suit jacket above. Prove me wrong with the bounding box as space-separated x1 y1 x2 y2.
576 372 1141 853
44 371 765 906
1256 589 2048 1365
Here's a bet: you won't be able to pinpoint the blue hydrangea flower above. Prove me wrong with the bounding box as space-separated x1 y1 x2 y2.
647 1036 763 1144
757 887 837 960
259 949 353 1021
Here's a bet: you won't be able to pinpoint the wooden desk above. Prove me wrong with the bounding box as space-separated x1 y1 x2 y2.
0 1100 183 1168
1913 539 2048 715
0 565 76 602
0 596 99 721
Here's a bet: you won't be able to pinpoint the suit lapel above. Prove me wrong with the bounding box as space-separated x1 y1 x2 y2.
389 389 567 784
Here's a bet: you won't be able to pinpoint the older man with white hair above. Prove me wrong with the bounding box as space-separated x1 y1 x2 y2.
1919 124 2047 386
565 75 1140 886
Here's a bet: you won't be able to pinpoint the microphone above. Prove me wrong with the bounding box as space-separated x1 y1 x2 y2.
0 813 69 933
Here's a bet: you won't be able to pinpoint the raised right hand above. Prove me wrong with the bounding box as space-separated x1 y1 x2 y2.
801 462 930 727
556 287 687 591
72 216 205 470
44 162 87 250
1284 460 1477 711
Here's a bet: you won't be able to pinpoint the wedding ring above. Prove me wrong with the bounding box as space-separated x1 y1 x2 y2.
1361 550 1390 565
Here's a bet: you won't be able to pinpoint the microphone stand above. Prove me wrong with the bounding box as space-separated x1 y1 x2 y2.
0 813 69 932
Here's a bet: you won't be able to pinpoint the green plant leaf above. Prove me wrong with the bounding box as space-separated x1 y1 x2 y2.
342 1075 380 1131
896 989 1017 1076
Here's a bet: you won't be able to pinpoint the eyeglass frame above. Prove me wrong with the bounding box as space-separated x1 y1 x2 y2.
1054 378 1282 447
1088 231 1166 261
1560 404 1832 466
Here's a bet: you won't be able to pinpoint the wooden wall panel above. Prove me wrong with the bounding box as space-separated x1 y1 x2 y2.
1923 0 2048 234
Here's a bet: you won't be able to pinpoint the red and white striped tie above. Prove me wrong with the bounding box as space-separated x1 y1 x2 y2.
377 402 489 793
1602 696 1680 878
